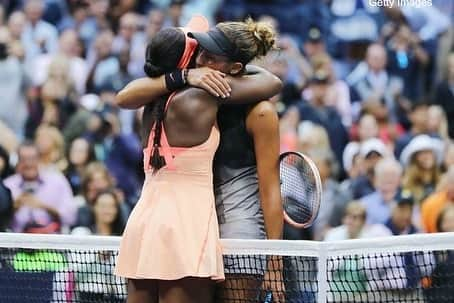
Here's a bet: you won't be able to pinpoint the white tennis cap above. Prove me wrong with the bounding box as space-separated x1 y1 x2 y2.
400 134 444 166
360 138 388 158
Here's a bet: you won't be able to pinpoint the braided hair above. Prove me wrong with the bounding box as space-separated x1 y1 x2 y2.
143 28 185 170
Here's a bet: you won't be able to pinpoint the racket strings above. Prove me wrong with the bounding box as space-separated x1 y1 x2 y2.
280 154 319 226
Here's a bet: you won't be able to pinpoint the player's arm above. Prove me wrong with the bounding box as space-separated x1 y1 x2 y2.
221 65 282 104
116 66 282 109
116 76 168 109
116 67 230 109
247 101 283 239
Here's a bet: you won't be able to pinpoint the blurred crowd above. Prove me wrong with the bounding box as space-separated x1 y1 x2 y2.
0 0 452 244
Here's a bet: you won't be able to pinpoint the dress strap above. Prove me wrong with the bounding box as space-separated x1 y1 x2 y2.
159 93 177 170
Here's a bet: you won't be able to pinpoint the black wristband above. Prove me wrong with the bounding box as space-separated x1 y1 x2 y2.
165 69 185 91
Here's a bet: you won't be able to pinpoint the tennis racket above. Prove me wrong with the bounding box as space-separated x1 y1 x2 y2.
279 151 322 228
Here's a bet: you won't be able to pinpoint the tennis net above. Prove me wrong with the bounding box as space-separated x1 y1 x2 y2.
0 232 453 302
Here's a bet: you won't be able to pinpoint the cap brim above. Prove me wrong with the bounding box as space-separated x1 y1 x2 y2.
183 15 209 33
187 31 228 56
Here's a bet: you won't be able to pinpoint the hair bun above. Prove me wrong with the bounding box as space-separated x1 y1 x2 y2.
144 61 164 77
245 17 276 57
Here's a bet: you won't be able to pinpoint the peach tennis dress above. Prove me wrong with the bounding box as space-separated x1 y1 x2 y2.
115 19 224 282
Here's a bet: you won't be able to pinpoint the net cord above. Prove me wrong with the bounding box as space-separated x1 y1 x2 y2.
1 232 454 256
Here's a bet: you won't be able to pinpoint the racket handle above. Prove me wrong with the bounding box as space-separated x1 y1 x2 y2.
263 290 273 303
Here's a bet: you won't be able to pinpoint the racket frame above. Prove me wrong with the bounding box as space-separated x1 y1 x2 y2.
279 151 322 229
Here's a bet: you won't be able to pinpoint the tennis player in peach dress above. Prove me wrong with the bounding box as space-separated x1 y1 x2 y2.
115 17 225 303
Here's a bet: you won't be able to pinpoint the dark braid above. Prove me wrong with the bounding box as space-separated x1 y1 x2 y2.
150 96 167 170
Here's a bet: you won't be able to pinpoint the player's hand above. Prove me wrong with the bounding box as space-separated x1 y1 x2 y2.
187 67 231 98
262 255 286 302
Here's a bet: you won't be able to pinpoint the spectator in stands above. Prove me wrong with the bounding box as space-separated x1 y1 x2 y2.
57 1 89 33
394 101 429 158
102 48 137 135
7 10 25 40
112 12 144 78
325 201 391 241
297 122 331 154
145 9 165 42
425 205 454 303
74 162 129 229
0 26 29 139
4 141 77 233
278 35 313 95
40 0 68 26
85 30 119 93
34 125 67 172
348 43 403 122
21 0 59 61
26 55 79 136
400 135 443 205
62 94 98 144
360 99 405 146
384 5 450 44
288 69 348 168
165 0 185 28
385 190 418 236
309 148 350 240
427 105 449 141
382 5 447 96
71 189 124 236
421 166 454 233
83 110 142 204
385 24 429 101
306 53 352 127
260 48 301 112
340 142 363 197
361 157 402 225
108 0 137 27
302 25 326 60
434 52 454 139
354 113 380 142
351 138 389 199
76 0 110 49
64 137 96 195
32 29 89 95
6 11 26 61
